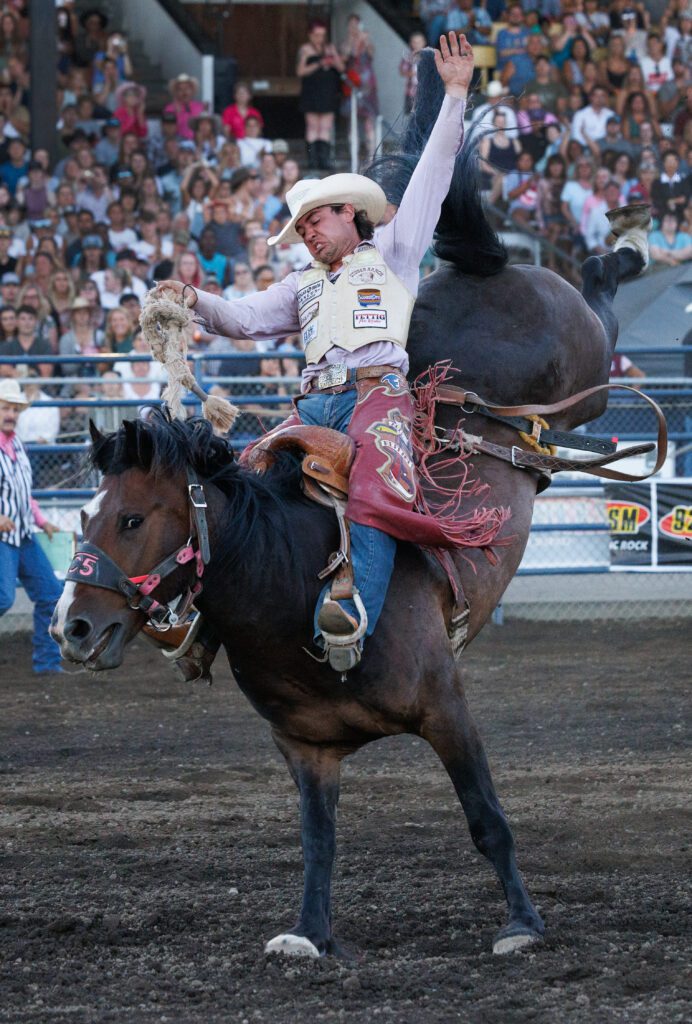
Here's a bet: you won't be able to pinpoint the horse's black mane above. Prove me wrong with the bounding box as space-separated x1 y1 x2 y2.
90 409 301 491
364 48 507 276
89 410 311 573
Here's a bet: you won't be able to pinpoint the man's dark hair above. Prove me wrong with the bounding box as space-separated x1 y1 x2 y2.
329 204 375 240
252 264 274 282
17 305 37 318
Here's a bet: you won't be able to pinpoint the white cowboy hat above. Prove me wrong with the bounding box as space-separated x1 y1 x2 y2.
268 173 387 246
0 377 30 407
486 80 509 98
168 72 200 95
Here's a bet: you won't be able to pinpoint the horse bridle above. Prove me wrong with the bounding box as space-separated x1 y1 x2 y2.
65 467 210 631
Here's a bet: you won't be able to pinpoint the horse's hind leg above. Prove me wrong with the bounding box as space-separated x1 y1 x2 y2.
265 733 342 958
421 683 544 955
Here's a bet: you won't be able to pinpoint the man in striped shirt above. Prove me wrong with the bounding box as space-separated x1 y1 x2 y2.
0 379 63 674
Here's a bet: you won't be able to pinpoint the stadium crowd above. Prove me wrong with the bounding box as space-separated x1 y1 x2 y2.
0 0 688 464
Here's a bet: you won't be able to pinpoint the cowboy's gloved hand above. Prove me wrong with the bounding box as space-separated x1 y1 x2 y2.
434 32 474 99
153 280 198 307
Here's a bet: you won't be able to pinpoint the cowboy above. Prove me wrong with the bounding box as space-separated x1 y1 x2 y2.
155 33 474 672
0 379 63 674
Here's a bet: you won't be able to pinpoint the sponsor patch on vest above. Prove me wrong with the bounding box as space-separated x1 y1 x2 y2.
353 309 388 330
299 301 319 328
357 288 381 307
348 265 386 285
297 280 323 310
302 321 318 345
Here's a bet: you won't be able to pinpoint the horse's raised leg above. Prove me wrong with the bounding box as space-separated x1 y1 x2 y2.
265 733 342 958
421 685 544 955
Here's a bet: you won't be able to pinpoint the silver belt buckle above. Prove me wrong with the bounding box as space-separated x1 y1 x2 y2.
316 363 348 389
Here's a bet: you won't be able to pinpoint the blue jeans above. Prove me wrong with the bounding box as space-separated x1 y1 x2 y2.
0 537 64 671
297 389 397 638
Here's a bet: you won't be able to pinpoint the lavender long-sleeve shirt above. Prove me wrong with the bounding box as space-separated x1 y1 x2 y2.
194 96 466 385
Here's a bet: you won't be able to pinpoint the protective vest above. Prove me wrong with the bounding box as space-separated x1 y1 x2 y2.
297 247 415 365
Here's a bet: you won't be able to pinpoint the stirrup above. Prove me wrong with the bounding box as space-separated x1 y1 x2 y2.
318 591 368 676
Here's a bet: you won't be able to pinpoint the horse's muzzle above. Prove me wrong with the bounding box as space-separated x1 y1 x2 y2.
51 613 126 671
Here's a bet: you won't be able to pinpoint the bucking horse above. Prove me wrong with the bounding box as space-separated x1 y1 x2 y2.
50 57 665 958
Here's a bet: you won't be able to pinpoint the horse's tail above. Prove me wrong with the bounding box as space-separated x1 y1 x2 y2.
364 48 508 277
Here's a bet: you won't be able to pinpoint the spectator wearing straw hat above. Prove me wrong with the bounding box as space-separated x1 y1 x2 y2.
0 377 63 674
165 73 206 141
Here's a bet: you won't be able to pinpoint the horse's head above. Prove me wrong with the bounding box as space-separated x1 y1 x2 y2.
51 419 206 670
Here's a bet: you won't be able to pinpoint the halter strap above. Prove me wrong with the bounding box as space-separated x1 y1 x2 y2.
66 468 210 630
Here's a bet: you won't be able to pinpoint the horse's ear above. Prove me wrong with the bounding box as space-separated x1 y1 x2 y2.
122 418 139 462
88 419 103 446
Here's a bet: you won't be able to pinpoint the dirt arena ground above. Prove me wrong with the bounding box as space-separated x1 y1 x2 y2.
0 620 689 1024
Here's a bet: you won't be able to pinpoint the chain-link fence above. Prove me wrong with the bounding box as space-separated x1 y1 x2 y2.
2 354 691 629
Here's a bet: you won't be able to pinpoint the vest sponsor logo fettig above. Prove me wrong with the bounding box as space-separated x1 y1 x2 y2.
299 301 319 329
348 265 386 285
297 280 323 310
357 288 381 307
353 309 388 330
606 500 650 534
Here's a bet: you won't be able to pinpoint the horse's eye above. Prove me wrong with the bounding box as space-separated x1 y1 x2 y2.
122 515 144 531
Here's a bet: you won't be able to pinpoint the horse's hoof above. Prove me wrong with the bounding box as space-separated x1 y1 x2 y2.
492 924 543 956
264 933 321 958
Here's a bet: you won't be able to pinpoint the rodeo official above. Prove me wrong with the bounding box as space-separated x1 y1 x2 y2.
156 33 475 672
0 378 63 674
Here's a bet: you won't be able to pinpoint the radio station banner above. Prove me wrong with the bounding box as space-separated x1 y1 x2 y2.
605 483 692 567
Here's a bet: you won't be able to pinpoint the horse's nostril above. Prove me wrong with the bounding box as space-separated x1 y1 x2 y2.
64 618 92 642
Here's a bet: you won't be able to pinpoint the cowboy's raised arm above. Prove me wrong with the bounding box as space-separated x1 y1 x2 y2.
375 33 474 296
154 276 302 343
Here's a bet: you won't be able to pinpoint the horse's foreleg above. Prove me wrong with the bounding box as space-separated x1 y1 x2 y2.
266 733 342 958
421 687 544 955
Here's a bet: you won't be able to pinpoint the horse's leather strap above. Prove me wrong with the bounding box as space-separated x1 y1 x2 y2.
464 406 616 455
435 382 668 483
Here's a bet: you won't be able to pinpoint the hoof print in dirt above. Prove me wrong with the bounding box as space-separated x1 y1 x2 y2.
264 933 321 958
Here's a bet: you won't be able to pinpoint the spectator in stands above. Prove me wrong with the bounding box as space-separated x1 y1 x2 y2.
420 0 449 45
0 306 17 344
505 150 540 226
536 154 568 268
610 351 645 378
173 250 203 290
496 5 534 97
0 377 62 674
16 283 57 351
0 137 29 195
102 306 134 355
223 262 255 300
297 19 344 170
165 73 206 141
222 83 264 142
479 110 521 201
571 86 614 144
237 115 272 169
0 273 20 310
648 210 692 264
583 177 624 253
198 226 230 286
340 14 380 162
75 165 112 222
47 268 76 334
4 306 52 377
525 55 567 113
59 297 104 380
399 30 427 114
639 33 674 94
113 82 148 140
16 369 60 446
651 150 691 219
471 80 520 134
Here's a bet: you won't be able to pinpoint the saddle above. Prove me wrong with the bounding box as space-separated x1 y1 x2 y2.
247 425 356 503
